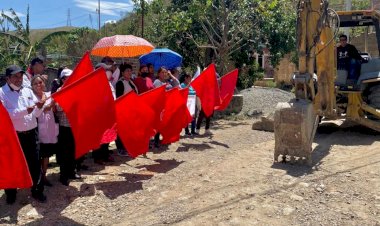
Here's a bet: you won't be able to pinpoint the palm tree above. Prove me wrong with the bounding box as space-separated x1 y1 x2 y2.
0 6 69 70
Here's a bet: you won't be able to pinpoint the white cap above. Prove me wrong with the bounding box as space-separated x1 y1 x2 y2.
60 68 73 78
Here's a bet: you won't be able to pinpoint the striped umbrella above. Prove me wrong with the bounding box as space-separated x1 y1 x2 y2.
91 35 154 58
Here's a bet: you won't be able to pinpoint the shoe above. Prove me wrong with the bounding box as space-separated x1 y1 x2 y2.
69 173 82 180
32 192 47 203
44 179 53 187
191 131 199 136
117 149 129 156
6 195 16 205
185 131 191 136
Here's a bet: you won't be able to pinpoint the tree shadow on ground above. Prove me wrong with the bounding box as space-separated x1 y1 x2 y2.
134 159 184 174
151 144 170 154
78 150 136 176
95 173 153 200
0 182 95 225
210 120 250 130
23 216 86 226
176 142 213 152
271 121 380 177
209 140 230 148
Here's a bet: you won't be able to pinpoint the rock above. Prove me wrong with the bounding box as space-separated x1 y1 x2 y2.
283 207 295 216
203 177 211 182
282 175 293 180
316 184 325 193
252 113 274 132
26 208 40 218
290 194 304 201
299 182 310 188
97 176 106 181
246 205 255 210
246 109 263 117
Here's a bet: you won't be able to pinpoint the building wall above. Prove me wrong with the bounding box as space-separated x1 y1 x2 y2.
274 54 296 84
350 32 379 58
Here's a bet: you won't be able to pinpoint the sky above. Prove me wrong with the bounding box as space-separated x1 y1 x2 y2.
0 0 136 29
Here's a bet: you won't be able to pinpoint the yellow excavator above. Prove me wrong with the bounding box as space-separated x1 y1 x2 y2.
274 0 380 165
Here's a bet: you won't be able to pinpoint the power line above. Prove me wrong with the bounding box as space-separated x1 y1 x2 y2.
33 13 91 29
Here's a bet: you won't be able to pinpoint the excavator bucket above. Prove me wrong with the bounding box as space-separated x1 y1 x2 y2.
274 99 319 165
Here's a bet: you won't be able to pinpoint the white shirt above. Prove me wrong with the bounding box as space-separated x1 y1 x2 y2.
111 68 120 87
36 92 59 144
22 74 31 89
0 84 42 132
121 79 138 94
109 82 116 99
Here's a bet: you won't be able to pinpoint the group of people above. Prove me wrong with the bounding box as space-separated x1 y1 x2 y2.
0 56 212 205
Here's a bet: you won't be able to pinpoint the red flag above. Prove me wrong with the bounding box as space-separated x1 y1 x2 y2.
115 92 156 158
190 64 220 117
158 88 191 144
138 86 166 134
52 68 116 159
63 51 94 87
0 103 32 189
215 69 239 111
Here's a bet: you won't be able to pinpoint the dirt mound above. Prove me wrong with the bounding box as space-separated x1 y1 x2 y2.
239 86 294 117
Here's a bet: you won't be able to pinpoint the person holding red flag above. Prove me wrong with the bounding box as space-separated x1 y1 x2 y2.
55 69 81 186
152 67 180 147
0 65 47 204
191 64 221 135
115 63 138 156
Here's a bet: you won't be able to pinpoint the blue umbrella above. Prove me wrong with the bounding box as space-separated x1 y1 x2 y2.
139 48 182 71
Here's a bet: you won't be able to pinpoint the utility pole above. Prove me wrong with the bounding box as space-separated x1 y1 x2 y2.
67 8 72 26
97 0 101 32
141 0 144 38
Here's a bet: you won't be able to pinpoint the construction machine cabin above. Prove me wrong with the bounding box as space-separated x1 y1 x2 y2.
274 0 380 165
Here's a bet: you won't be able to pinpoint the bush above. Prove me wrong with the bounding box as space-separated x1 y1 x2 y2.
238 62 264 89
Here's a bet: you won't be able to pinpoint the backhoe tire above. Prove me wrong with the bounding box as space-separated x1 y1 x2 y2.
368 83 380 109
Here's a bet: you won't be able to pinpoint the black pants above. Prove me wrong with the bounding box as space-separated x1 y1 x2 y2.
5 128 44 198
185 118 196 134
196 110 211 130
57 126 76 181
93 143 109 161
115 136 125 150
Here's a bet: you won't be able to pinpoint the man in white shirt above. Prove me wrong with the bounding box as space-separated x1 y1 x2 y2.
0 65 47 204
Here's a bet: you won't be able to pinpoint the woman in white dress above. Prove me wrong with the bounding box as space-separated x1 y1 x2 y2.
31 75 59 186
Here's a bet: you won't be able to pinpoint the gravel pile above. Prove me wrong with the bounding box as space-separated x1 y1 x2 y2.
239 86 294 117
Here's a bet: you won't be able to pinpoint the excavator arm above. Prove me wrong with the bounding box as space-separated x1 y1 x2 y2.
274 0 337 165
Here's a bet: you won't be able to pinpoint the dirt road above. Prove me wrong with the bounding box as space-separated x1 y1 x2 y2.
0 119 379 225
